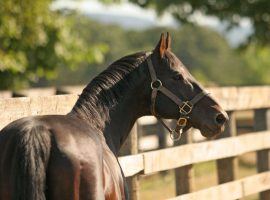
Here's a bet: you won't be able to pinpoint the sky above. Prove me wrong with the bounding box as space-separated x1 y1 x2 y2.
52 0 253 47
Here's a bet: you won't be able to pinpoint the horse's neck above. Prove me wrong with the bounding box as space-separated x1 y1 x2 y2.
70 57 151 155
104 69 150 155
103 95 140 154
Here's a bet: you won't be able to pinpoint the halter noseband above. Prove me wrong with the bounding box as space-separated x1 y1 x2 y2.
146 53 208 141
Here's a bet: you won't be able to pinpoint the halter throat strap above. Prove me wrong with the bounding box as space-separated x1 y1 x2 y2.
146 53 208 141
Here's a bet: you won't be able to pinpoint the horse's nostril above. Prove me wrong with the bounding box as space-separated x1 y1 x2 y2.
215 113 227 125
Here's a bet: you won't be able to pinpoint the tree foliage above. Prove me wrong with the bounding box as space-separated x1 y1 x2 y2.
48 16 249 87
130 0 270 45
241 44 270 85
1 0 269 89
0 0 106 90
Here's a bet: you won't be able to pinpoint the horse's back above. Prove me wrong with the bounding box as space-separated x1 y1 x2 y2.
0 114 107 200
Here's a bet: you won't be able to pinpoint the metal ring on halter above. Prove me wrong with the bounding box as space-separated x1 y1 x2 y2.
151 79 162 90
170 130 182 141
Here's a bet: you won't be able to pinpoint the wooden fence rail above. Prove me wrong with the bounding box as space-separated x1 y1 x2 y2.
0 85 84 98
169 171 270 200
1 86 270 200
1 85 270 106
1 86 270 130
118 131 270 177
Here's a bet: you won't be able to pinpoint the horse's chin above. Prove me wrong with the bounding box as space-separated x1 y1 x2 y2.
200 131 219 139
188 122 224 139
200 126 225 139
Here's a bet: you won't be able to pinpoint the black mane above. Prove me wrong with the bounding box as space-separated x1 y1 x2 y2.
71 51 148 131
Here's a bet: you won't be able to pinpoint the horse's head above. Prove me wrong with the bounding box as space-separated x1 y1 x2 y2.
148 33 228 138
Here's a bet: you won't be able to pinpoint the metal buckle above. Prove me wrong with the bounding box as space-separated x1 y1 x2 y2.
177 117 188 127
170 130 182 141
179 101 193 115
151 79 162 89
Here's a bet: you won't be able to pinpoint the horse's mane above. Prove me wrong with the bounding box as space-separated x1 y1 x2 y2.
71 51 147 131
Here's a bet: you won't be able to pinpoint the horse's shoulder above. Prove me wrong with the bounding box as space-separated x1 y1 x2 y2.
36 115 105 161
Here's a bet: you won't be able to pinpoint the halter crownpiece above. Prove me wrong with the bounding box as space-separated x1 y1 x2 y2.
146 52 209 141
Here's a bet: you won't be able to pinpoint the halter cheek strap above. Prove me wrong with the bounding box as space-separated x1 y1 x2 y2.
146 53 209 141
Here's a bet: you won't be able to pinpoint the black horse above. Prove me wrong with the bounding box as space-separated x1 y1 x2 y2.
0 33 228 200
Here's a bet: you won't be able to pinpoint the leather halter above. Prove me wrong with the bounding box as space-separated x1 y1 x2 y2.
146 53 208 141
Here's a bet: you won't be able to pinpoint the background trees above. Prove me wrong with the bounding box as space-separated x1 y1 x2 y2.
130 0 270 45
0 0 269 90
0 0 106 89
48 16 247 87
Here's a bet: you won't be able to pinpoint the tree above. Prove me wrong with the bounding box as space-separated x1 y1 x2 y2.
138 26 246 85
47 16 247 87
130 0 270 45
0 0 105 90
241 44 270 85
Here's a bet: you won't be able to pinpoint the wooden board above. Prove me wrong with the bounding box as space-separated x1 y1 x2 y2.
0 91 12 98
118 154 144 177
207 86 270 111
1 86 270 130
255 109 270 200
12 87 56 97
118 131 270 176
143 131 270 174
0 95 78 129
174 130 194 195
57 85 84 95
168 171 270 200
216 112 238 184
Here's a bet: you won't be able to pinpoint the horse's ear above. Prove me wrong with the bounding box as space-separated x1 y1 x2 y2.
155 33 166 58
166 32 171 50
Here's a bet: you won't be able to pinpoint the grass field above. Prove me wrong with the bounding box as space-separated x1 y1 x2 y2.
139 152 258 200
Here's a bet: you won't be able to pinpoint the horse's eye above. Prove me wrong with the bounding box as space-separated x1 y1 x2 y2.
172 74 183 81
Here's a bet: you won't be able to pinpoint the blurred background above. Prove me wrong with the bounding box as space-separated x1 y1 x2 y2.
1 0 270 90
1 1 270 200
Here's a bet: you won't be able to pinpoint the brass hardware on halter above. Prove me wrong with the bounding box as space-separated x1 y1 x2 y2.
146 52 208 142
179 102 193 115
177 117 188 127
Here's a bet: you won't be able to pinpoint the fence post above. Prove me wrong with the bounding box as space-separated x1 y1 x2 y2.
255 109 270 200
157 121 166 150
174 129 194 195
126 123 139 200
216 111 238 183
